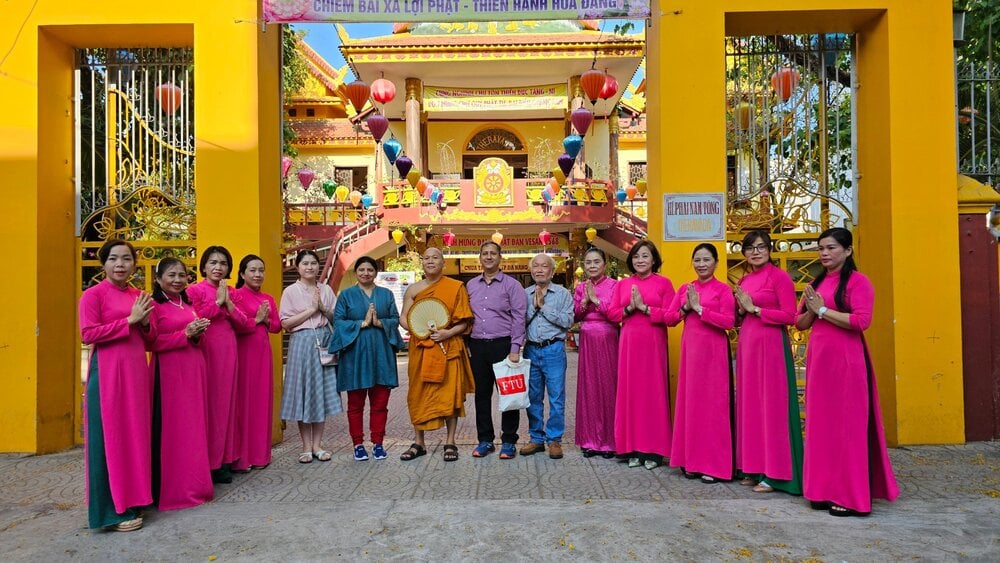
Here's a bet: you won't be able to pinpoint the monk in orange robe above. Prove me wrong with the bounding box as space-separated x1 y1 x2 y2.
399 247 475 462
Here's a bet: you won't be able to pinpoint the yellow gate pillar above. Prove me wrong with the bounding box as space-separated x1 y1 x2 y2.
0 0 282 453
647 1 964 445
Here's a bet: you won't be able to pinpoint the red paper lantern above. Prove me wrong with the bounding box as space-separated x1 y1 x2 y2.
345 80 371 112
580 68 606 104
600 74 618 100
442 231 456 247
281 155 293 178
770 67 801 102
538 229 552 246
155 83 182 115
371 78 396 104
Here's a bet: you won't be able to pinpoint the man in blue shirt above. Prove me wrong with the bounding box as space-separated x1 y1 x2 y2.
520 253 574 459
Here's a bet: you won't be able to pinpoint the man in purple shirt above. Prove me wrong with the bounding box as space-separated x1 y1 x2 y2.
466 241 527 459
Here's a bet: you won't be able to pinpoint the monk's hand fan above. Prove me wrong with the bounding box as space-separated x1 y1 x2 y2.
408 297 450 354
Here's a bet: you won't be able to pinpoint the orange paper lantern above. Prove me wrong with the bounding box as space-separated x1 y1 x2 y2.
770 67 801 102
155 83 183 115
345 80 371 112
580 68 606 104
491 231 504 245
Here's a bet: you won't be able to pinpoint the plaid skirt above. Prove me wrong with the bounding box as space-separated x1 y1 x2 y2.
280 327 343 423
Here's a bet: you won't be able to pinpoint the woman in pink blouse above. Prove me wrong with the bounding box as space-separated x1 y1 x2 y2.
79 239 154 531
232 254 282 471
572 247 619 458
796 227 899 516
733 230 803 495
186 246 252 484
279 250 343 463
666 243 736 482
148 257 213 510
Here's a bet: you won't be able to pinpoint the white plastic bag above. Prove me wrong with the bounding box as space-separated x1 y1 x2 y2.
492 358 531 412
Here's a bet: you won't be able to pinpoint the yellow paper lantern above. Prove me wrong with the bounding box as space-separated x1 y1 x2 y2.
575 266 585 278
491 231 504 245
585 226 597 242
636 179 647 196
406 169 421 189
335 184 350 202
391 228 405 244
552 167 566 185
349 190 363 207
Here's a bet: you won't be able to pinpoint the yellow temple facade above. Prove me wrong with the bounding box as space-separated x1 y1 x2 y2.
0 0 968 453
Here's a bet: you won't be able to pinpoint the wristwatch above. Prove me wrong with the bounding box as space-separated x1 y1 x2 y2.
817 306 828 319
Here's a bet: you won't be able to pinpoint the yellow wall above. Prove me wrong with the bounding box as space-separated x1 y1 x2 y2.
426 119 611 177
0 0 967 451
0 1 282 452
649 0 964 445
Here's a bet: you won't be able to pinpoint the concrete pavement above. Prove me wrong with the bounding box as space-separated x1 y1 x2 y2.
2 353 999 561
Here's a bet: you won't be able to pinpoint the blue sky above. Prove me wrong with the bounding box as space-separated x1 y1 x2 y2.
292 21 646 87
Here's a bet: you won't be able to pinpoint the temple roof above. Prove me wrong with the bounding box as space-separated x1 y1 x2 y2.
338 22 644 120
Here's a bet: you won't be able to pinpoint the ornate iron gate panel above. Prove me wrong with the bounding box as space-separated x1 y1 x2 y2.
724 34 858 420
74 47 197 443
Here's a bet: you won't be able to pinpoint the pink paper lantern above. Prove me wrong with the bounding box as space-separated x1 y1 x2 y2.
571 108 594 136
297 167 315 190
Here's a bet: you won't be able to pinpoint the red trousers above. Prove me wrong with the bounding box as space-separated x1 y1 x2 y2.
347 385 391 445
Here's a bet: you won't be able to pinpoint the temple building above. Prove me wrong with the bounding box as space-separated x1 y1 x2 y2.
284 20 648 288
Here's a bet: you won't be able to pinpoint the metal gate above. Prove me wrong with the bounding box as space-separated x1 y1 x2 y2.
74 47 198 442
724 34 859 417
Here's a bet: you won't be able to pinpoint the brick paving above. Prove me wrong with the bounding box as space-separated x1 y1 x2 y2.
2 352 999 560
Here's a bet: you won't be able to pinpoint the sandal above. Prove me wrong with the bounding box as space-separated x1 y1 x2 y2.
829 504 870 517
700 475 718 484
752 483 775 493
313 450 332 462
739 478 757 486
107 517 143 532
810 500 830 511
298 452 313 464
399 443 427 461
443 444 459 462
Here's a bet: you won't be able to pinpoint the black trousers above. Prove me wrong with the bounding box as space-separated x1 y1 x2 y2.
468 336 520 444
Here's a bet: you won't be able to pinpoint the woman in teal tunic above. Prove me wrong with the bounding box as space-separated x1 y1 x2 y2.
329 257 405 461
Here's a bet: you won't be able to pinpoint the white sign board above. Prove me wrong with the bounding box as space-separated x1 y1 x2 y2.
375 271 417 342
662 192 726 241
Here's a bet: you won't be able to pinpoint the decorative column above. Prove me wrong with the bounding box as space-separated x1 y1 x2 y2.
609 109 621 189
568 76 586 181
405 78 423 174
957 175 1000 441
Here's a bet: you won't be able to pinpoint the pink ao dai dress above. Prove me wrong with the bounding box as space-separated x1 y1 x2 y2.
666 278 736 480
572 276 619 453
608 273 676 458
800 271 899 513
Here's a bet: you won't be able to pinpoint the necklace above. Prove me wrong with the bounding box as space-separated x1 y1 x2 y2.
167 296 185 309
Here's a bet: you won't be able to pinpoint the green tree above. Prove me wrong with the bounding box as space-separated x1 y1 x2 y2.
281 25 309 157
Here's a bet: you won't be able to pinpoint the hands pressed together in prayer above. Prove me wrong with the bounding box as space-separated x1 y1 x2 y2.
361 303 382 329
128 292 154 327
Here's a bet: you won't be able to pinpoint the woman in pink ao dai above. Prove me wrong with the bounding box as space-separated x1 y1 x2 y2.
796 227 899 517
666 243 736 482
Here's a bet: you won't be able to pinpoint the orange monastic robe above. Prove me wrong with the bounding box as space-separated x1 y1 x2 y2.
406 277 475 431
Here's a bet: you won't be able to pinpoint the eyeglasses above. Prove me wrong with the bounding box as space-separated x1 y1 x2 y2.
745 244 769 254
